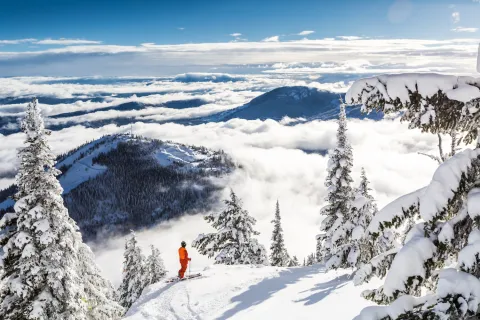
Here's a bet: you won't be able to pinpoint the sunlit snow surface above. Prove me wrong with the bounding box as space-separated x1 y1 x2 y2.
125 264 382 320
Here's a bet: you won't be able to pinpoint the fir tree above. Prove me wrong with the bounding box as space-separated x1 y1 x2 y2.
78 244 125 319
351 168 378 266
288 256 299 267
316 234 323 263
193 189 268 265
145 245 166 285
269 201 290 267
318 100 355 267
306 253 316 266
0 99 122 320
118 231 146 309
0 99 113 319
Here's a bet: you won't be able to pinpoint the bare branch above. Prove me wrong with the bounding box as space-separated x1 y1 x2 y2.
418 152 442 164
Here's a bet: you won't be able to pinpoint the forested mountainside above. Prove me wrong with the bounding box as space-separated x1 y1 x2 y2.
0 134 235 240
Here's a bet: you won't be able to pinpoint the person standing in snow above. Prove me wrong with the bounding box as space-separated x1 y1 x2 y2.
178 241 191 279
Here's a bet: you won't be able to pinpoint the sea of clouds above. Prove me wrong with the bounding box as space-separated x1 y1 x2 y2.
1 115 444 286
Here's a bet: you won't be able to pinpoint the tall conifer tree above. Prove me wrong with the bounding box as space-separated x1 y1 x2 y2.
0 99 122 319
270 201 290 266
318 101 355 266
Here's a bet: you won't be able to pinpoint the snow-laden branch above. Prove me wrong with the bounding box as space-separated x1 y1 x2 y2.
346 73 480 144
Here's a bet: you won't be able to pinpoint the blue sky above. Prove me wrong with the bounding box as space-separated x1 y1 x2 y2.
0 0 479 76
1 0 480 47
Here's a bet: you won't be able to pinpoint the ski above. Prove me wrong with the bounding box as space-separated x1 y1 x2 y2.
165 273 202 283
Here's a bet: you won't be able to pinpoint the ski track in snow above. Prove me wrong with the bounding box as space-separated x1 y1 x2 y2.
124 264 382 320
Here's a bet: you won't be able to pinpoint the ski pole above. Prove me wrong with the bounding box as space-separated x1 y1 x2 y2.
189 260 191 278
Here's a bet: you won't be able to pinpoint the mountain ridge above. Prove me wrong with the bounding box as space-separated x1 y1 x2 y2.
0 134 235 240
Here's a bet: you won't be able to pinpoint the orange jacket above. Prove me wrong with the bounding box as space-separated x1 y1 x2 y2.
179 247 189 261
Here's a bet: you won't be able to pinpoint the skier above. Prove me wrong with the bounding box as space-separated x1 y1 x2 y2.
178 241 191 279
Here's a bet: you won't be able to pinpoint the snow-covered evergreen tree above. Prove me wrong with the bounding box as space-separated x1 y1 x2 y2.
347 74 480 319
350 168 378 267
0 98 123 320
288 256 299 267
318 101 355 268
306 253 316 266
118 231 146 309
270 201 290 267
145 245 166 285
193 189 268 265
316 234 323 262
78 244 124 319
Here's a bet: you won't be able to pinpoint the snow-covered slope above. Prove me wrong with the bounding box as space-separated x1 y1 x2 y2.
125 264 381 320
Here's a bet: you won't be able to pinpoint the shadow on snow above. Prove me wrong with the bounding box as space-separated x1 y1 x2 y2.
294 273 350 306
217 264 334 320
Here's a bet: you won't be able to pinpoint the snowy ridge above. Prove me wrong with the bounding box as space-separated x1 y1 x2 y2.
58 136 121 193
125 264 381 320
57 134 228 194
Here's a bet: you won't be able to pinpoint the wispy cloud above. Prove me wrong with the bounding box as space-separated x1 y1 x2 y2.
261 36 279 42
178 27 185 31
0 38 37 45
297 30 315 36
452 11 460 24
0 38 101 45
35 38 102 45
451 26 478 33
230 33 242 37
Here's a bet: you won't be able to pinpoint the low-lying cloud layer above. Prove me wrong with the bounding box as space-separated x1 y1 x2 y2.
0 75 354 132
